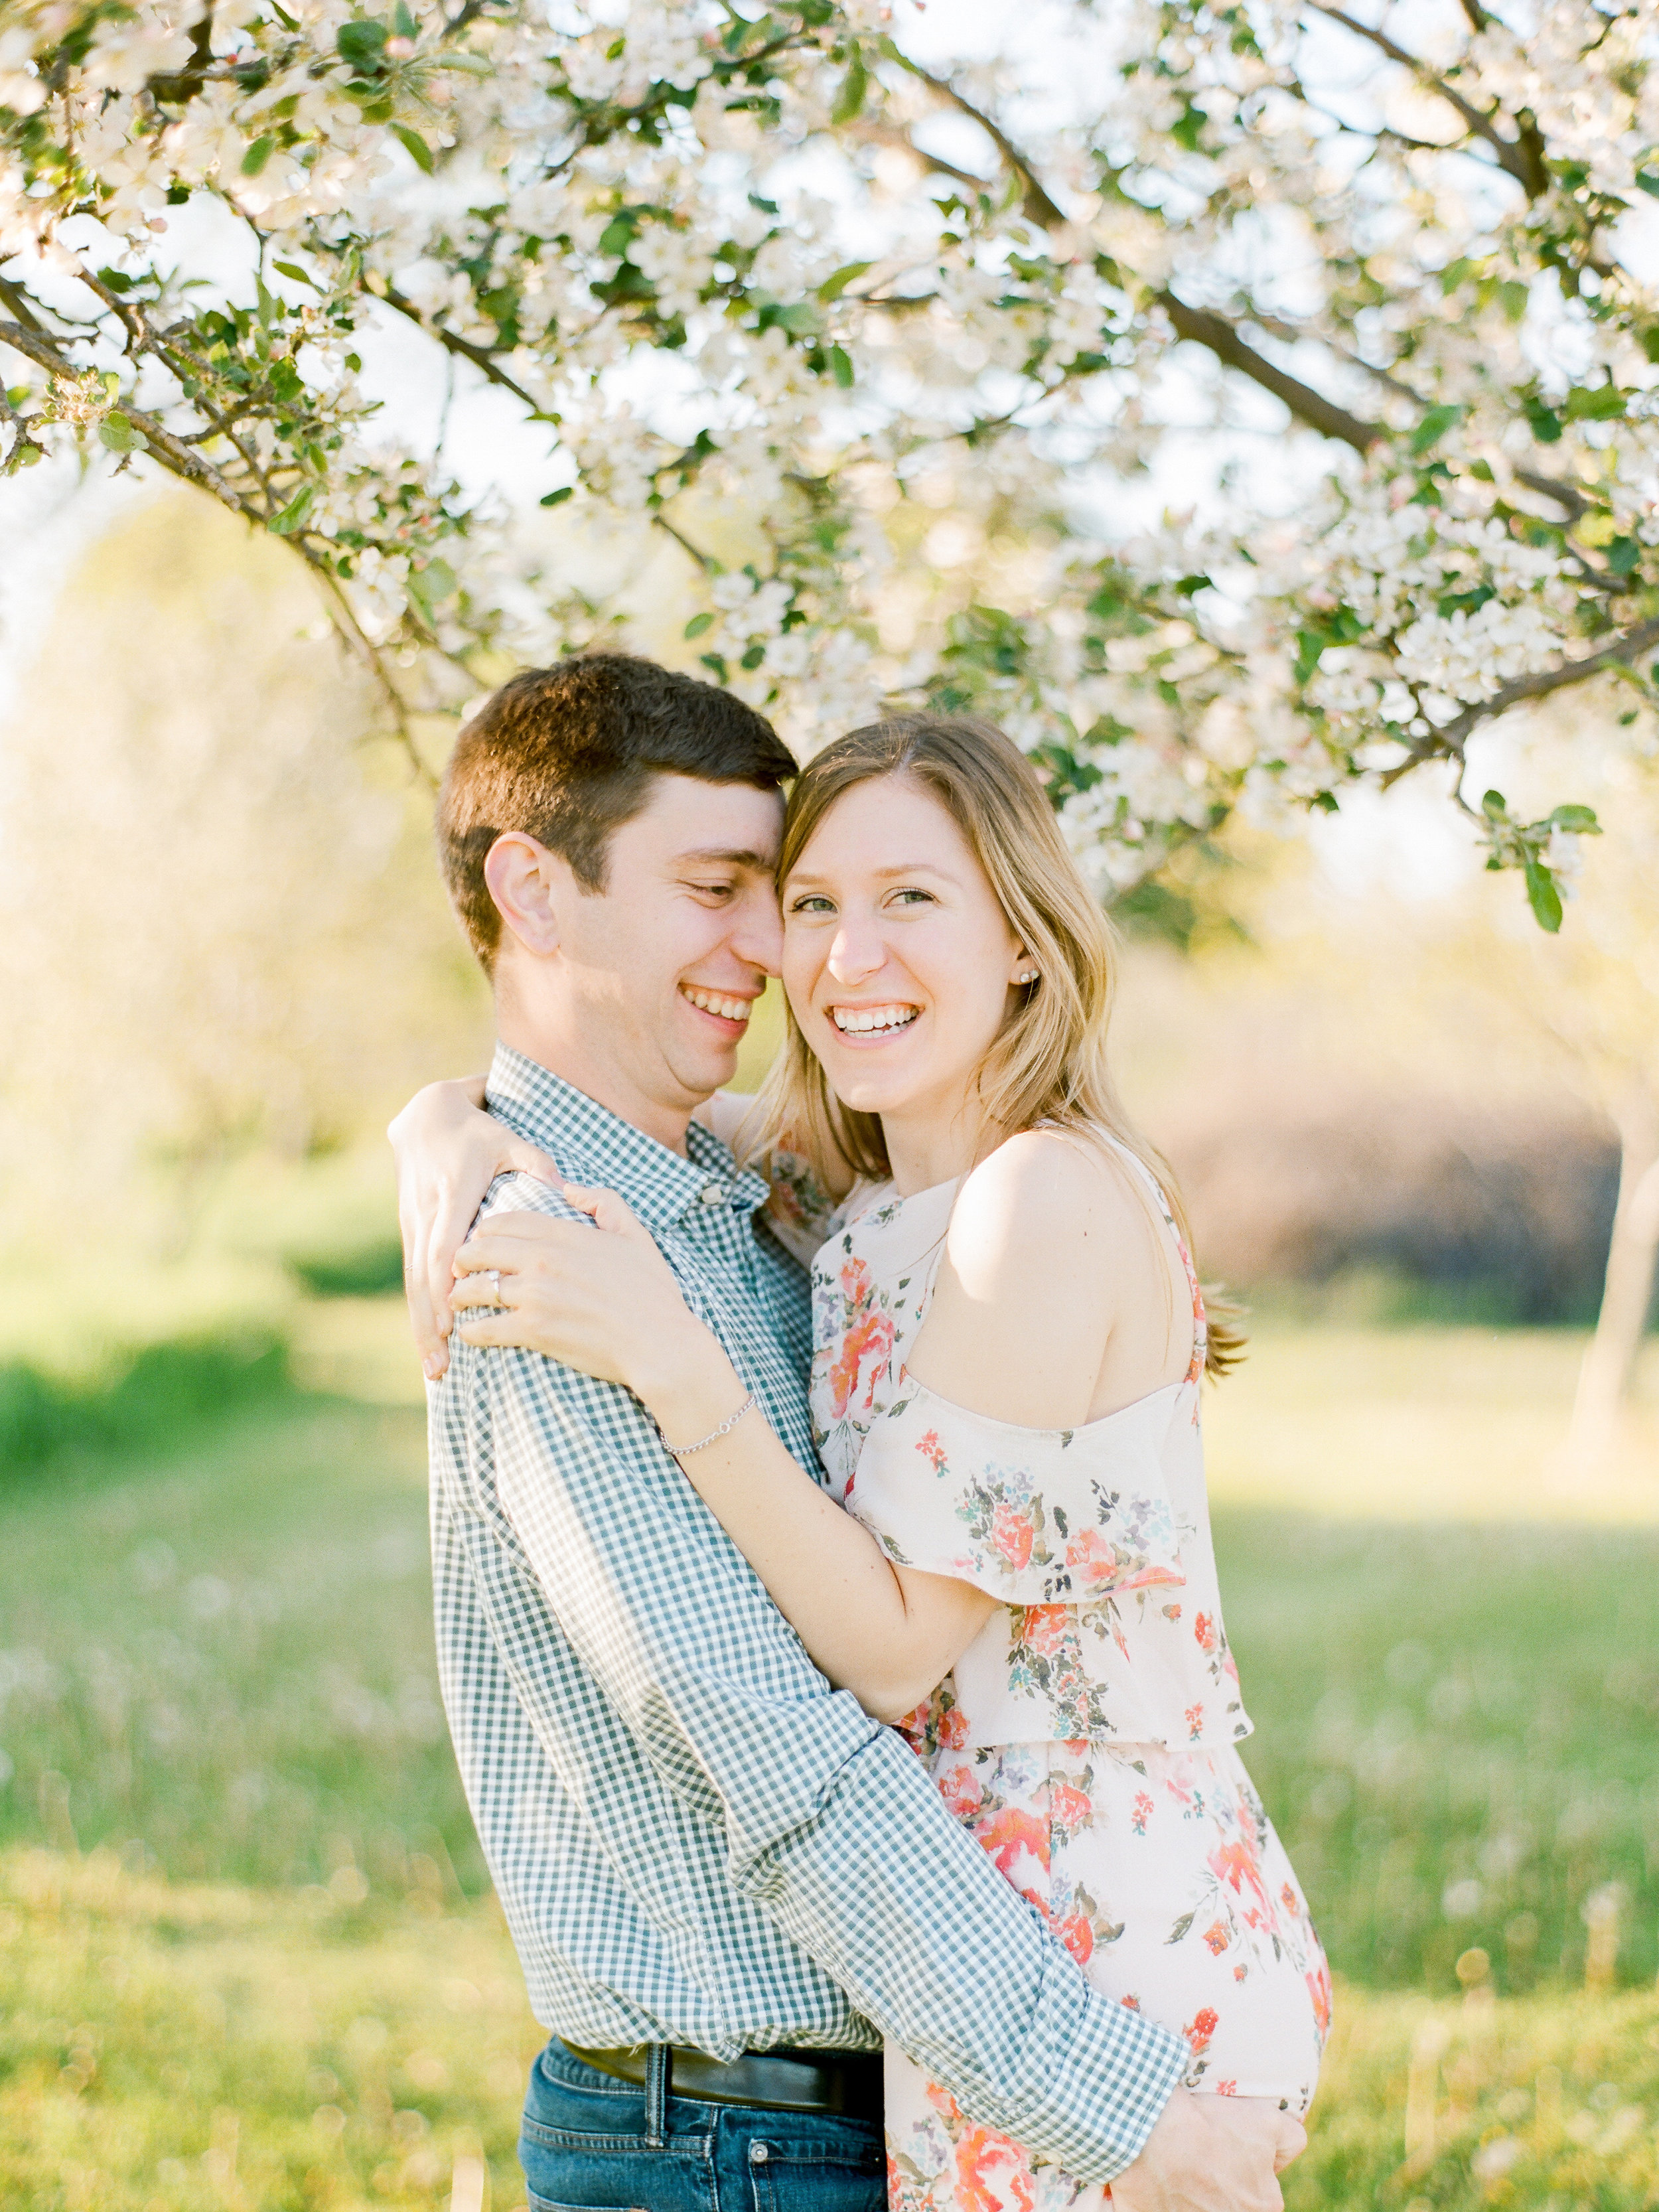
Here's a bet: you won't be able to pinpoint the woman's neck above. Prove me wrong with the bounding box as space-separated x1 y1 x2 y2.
880 1099 995 1197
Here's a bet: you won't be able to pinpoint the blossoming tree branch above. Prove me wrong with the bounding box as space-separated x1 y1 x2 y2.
3 0 1656 922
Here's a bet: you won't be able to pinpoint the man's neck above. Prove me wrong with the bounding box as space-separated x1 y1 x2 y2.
494 1003 697 1156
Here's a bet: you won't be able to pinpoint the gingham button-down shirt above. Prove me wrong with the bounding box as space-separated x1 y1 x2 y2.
428 1044 1187 2181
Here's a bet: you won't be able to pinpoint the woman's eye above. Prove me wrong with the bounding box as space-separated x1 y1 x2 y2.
889 887 934 907
788 894 835 915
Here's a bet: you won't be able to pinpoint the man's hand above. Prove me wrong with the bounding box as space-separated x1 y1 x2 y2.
1110 2089 1306 2212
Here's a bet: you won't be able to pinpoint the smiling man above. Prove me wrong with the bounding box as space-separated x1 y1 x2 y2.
415 654 1256 2212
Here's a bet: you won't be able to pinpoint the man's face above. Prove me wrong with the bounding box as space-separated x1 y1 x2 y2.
548 772 785 1130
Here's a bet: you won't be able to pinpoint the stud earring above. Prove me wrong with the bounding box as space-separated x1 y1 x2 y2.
1015 969 1038 985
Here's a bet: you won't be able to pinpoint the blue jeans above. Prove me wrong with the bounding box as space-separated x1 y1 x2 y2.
520 2041 887 2212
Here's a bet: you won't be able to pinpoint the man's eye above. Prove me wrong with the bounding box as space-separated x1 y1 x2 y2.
692 881 736 899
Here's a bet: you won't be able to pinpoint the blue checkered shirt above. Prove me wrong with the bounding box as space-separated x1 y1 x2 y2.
428 1045 1187 2180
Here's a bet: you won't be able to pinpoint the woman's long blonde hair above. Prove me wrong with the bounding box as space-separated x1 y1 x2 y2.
753 712 1244 1378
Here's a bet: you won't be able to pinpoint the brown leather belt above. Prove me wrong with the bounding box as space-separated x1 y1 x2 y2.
563 2039 883 2121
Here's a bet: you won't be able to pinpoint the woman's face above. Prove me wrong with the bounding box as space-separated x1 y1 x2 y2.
781 773 1029 1138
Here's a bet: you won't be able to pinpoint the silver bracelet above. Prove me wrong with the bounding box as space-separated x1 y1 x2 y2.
662 1391 758 1458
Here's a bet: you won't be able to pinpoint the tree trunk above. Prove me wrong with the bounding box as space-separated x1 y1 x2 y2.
1566 1100 1659 1469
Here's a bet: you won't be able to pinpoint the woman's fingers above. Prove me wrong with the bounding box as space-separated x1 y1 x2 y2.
504 1137 563 1185
453 1309 530 1348
400 1195 447 1377
562 1183 651 1241
450 1266 516 1311
1273 2118 1308 2173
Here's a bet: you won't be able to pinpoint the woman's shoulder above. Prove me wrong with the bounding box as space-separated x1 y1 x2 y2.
950 1126 1153 1274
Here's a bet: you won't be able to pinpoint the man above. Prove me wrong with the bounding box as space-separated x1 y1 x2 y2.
407 653 1301 2212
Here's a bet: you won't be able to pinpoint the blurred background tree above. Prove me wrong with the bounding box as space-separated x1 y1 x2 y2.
0 494 489 1312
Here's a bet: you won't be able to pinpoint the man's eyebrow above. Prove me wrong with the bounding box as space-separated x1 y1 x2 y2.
673 846 777 869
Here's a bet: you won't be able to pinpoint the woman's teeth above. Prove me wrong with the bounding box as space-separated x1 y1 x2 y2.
682 985 751 1023
830 1005 919 1035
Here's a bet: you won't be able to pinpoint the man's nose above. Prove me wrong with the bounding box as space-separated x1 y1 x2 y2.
732 886 784 976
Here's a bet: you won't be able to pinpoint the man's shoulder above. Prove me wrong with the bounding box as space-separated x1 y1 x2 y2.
477 1167 583 1226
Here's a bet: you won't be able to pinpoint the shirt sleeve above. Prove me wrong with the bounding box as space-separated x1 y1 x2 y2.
461 1209 1186 2181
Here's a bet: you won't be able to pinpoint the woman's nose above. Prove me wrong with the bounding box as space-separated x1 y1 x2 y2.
826 917 885 984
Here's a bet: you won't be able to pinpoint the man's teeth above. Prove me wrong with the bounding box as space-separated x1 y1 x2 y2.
831 1005 919 1035
682 986 751 1023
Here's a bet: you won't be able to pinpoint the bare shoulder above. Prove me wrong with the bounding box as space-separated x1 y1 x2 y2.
947 1127 1150 1290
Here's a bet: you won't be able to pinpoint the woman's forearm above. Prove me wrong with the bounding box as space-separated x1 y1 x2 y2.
636 1335 989 1724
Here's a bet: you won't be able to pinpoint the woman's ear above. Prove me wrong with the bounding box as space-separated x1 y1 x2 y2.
1009 946 1040 988
485 832 565 958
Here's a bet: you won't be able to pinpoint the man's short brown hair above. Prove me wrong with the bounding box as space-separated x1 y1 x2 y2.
437 654 796 972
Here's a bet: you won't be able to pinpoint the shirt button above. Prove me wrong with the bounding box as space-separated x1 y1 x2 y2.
698 1181 727 1206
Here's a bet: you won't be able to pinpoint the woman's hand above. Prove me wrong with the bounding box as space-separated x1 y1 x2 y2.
388 1077 562 1380
450 1187 721 1406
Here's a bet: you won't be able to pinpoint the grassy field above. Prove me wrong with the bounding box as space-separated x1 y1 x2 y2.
6 1846 1659 2212
1 1309 1656 2206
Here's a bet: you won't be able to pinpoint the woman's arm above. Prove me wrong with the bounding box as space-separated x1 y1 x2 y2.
387 1078 561 1377
449 1191 995 1722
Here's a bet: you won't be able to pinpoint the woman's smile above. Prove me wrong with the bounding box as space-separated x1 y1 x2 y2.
827 1000 922 1039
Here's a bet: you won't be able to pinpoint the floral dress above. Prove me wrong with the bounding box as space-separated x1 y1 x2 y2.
806 1139 1330 2212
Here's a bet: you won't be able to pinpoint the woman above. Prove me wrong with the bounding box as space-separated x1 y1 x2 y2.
394 714 1329 2210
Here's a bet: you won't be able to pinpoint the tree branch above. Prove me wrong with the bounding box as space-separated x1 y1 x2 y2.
895 70 1389 452
651 513 714 572
378 283 552 417
1156 295 1384 451
903 62 1069 229
1303 3 1546 196
1427 617 1659 755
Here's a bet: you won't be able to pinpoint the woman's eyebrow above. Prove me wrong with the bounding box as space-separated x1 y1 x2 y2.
785 860 955 887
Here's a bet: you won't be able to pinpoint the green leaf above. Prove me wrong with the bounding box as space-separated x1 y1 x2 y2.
336 20 389 68
816 261 873 303
1637 171 1659 198
684 611 715 638
1409 403 1463 455
1548 804 1601 835
1293 628 1327 685
394 0 417 35
1607 534 1641 578
392 124 434 173
831 48 868 126
1481 788 1508 820
419 557 457 603
828 343 853 388
1524 859 1563 932
240 135 275 177
1524 395 1562 443
1497 279 1528 323
96 413 147 455
344 352 362 374
267 484 316 536
94 266 134 293
1564 383 1625 423
273 260 317 287
539 485 574 507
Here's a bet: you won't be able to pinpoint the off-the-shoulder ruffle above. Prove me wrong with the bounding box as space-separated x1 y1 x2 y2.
848 1373 1189 1605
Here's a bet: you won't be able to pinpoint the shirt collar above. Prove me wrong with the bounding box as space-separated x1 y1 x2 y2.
485 1042 769 1232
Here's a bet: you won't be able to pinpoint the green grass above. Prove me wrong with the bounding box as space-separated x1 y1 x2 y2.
5 1851 1658 2212
1 1317 1656 2206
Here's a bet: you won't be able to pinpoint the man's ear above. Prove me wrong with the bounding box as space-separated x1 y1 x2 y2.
484 832 569 958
